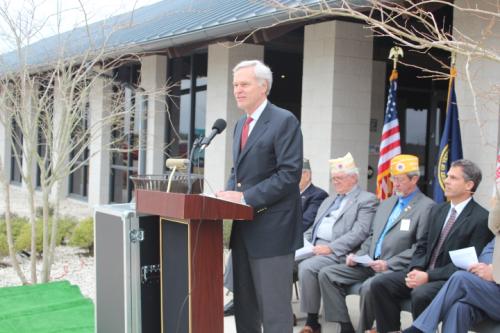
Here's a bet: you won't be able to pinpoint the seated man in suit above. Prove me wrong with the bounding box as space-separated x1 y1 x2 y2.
300 158 330 232
223 158 328 316
403 187 500 333
403 238 499 333
371 159 494 333
298 152 378 333
318 154 435 333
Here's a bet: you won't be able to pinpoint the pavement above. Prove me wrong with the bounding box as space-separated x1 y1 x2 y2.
222 286 413 332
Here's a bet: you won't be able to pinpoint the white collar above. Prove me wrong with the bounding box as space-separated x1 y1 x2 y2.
247 99 267 122
450 197 472 216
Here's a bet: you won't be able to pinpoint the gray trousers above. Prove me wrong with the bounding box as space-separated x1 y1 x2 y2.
318 264 379 333
232 229 294 333
224 252 234 292
298 252 341 314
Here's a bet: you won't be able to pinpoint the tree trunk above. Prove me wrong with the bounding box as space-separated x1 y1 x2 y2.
48 180 62 271
0 157 28 284
27 187 37 284
41 188 51 283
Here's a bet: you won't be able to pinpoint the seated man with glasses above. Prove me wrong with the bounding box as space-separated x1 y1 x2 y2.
317 154 435 333
297 152 378 333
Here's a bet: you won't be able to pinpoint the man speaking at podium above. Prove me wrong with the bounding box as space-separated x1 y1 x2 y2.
217 59 303 333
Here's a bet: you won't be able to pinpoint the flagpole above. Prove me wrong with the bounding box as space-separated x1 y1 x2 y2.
433 51 463 202
445 52 457 115
376 46 403 199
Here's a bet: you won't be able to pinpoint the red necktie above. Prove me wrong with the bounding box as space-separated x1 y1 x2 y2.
429 208 458 269
240 117 253 150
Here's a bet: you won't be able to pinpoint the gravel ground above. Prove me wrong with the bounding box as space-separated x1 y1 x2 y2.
0 246 95 302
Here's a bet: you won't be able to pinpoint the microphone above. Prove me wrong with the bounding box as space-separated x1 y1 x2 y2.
200 119 226 150
165 158 189 170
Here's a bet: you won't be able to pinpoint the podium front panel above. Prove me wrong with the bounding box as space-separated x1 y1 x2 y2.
161 219 190 333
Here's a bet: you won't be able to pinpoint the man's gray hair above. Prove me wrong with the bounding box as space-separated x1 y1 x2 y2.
233 60 273 95
451 159 482 193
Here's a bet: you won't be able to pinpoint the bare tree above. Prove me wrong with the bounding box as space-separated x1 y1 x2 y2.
259 0 498 143
0 0 172 283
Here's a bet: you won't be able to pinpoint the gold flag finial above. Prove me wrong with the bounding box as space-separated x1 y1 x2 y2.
389 46 404 70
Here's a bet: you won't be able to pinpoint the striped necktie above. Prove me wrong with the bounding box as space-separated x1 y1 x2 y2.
429 208 458 269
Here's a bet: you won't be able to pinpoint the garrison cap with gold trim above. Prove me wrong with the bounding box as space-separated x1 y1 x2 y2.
329 152 358 174
390 154 419 175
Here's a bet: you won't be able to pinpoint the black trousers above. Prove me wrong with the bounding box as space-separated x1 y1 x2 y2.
370 271 445 333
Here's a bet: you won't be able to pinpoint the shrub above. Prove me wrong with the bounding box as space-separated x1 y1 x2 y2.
69 217 94 254
0 216 29 256
223 219 232 248
35 205 54 218
15 220 43 254
15 217 77 255
0 233 8 257
57 216 78 245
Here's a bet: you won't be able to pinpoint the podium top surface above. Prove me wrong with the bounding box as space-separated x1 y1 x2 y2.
135 189 253 220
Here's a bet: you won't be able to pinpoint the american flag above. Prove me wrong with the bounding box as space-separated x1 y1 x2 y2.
376 69 401 199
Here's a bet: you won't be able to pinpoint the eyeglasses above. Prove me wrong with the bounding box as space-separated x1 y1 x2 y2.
390 176 409 184
332 175 349 182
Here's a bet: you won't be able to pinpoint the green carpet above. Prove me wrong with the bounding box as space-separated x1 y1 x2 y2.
0 280 94 333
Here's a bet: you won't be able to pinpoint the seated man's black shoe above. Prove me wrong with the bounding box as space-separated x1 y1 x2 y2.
402 326 423 333
223 300 234 317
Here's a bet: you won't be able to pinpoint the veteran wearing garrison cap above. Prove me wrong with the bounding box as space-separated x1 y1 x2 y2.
298 153 378 333
317 154 435 333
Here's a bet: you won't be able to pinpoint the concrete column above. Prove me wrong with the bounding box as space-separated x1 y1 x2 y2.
22 87 37 190
301 21 373 191
50 81 70 201
88 77 111 207
454 0 500 207
140 54 168 174
204 43 264 192
368 61 387 193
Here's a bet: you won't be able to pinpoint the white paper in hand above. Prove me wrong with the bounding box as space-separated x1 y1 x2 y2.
449 246 478 270
295 238 314 261
352 254 374 267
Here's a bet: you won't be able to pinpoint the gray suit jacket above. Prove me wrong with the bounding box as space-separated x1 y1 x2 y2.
304 185 378 263
356 190 435 271
227 102 303 258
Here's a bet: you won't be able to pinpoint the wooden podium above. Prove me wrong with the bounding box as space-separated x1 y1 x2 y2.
135 189 253 333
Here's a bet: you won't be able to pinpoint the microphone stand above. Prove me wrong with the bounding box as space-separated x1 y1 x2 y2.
187 137 202 194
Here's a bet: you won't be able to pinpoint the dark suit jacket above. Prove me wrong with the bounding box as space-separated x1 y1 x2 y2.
301 184 328 232
409 198 493 282
227 102 303 258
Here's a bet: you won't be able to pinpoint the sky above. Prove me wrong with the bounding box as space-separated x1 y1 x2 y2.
0 0 162 53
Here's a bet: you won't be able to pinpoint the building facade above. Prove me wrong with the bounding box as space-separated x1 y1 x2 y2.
0 0 498 217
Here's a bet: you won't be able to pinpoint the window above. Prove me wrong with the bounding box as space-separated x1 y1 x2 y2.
10 119 22 184
166 53 207 174
68 102 90 198
36 85 53 189
109 64 141 203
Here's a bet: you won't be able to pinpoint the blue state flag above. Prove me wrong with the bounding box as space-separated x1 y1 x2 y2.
433 70 463 203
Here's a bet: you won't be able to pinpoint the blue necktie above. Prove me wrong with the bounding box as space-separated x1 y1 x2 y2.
374 200 404 259
326 194 345 216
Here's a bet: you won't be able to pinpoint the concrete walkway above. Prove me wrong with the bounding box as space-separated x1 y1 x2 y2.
222 287 413 332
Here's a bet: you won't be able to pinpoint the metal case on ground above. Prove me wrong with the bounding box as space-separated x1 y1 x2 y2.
94 203 161 333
